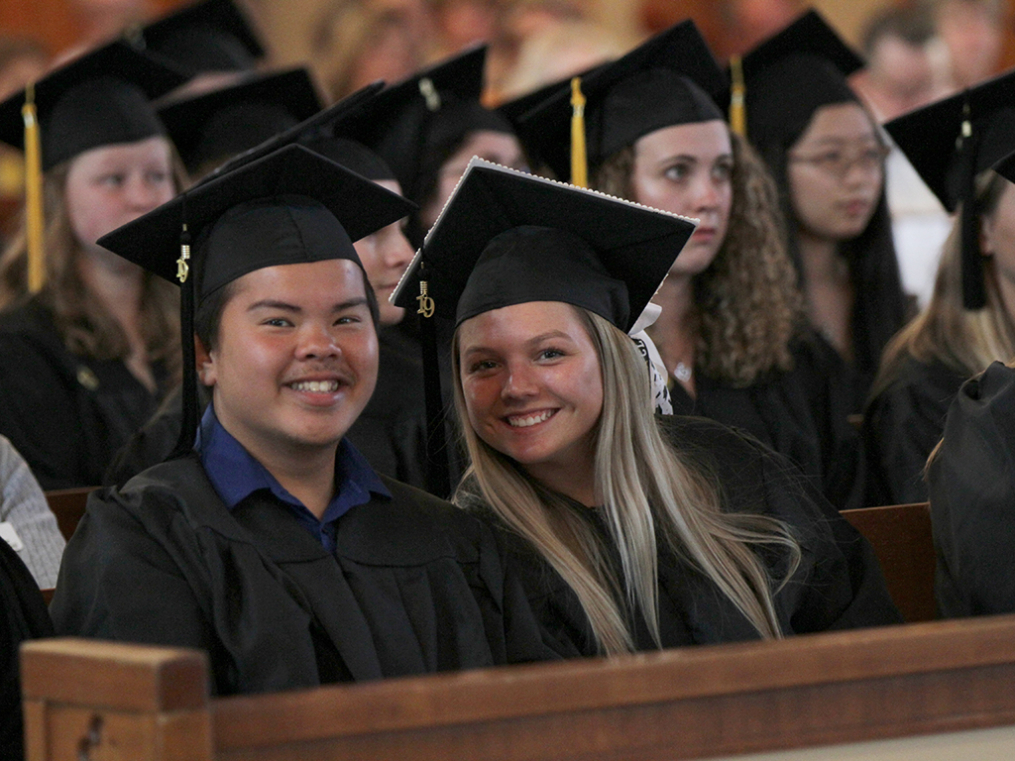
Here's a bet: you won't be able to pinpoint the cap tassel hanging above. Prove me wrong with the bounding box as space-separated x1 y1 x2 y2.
570 77 588 188
21 83 45 293
957 99 986 310
729 55 747 138
171 211 199 459
417 260 451 498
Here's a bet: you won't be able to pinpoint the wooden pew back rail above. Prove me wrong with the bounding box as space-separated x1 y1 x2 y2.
22 616 1015 761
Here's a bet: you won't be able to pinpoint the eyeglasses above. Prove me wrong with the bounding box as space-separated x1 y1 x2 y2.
788 143 890 179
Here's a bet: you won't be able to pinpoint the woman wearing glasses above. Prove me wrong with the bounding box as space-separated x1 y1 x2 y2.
745 12 909 415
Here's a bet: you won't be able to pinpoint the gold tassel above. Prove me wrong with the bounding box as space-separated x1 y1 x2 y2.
729 55 747 138
570 77 588 188
22 82 45 293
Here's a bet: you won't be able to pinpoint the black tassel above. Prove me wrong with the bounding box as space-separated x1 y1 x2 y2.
958 104 987 310
418 261 451 498
171 206 198 458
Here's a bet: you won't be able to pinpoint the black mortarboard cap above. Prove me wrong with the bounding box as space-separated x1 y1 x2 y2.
329 46 514 203
741 10 864 151
393 158 697 332
136 0 264 76
885 68 1015 309
196 80 385 184
302 137 396 182
515 20 727 182
392 158 696 494
0 41 187 170
157 67 324 174
98 144 417 459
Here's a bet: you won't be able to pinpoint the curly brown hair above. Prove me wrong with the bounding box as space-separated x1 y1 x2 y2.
0 162 182 381
593 130 804 386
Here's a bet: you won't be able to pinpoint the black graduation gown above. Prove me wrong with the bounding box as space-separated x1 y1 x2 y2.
0 299 164 489
927 362 1015 618
670 335 863 510
1 535 53 760
863 354 966 507
51 454 558 695
465 416 901 657
104 323 429 489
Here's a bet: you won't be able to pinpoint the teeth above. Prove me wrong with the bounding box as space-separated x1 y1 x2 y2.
507 410 554 428
291 380 340 393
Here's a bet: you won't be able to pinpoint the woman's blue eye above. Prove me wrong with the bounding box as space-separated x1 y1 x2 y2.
539 348 564 360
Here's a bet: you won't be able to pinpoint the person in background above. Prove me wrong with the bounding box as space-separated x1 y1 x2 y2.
395 158 900 657
53 145 558 695
853 4 951 309
744 10 909 415
865 70 1015 507
0 42 186 488
157 67 324 180
516 20 861 509
927 0 1007 94
137 0 265 97
0 435 65 589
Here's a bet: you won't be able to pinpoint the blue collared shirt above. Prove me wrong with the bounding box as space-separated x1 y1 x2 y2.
195 405 391 553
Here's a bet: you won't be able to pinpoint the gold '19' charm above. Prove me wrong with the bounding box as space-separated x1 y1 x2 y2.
177 224 190 284
417 280 435 318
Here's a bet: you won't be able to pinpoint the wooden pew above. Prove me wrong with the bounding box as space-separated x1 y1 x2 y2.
22 615 1015 760
43 486 95 542
842 503 935 623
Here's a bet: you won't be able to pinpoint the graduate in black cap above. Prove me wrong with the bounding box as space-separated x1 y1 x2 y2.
135 0 264 81
516 20 862 509
157 66 324 180
0 41 187 489
51 145 559 694
863 68 1015 508
106 91 427 489
927 139 1015 615
395 158 900 657
336 45 525 248
743 10 908 415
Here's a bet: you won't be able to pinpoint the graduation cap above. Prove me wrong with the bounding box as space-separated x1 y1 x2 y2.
329 45 514 205
886 68 1015 309
514 20 727 185
0 40 187 293
157 67 324 175
0 41 186 169
302 137 397 182
740 10 864 151
97 143 417 458
134 0 264 76
391 158 697 493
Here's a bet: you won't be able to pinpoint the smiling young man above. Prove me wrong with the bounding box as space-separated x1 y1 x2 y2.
50 145 557 694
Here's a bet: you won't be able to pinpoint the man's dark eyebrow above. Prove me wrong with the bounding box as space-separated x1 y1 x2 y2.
248 300 299 312
246 297 370 313
332 297 370 312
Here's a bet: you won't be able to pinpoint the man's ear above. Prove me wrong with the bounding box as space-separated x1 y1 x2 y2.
195 334 216 387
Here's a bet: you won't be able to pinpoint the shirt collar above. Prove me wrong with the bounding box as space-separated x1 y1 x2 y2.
195 405 390 520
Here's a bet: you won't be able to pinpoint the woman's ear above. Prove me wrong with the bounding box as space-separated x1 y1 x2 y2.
194 334 216 387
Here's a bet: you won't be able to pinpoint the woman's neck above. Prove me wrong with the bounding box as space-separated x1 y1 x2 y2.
796 229 854 362
645 274 698 396
525 450 598 508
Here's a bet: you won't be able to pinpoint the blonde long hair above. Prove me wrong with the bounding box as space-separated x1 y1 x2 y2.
452 306 800 654
872 170 1015 400
0 159 182 379
594 130 804 387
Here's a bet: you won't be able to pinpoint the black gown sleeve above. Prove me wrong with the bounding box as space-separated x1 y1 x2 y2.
928 362 1015 618
863 357 965 507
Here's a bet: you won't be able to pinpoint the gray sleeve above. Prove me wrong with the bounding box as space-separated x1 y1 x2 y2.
0 435 66 588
